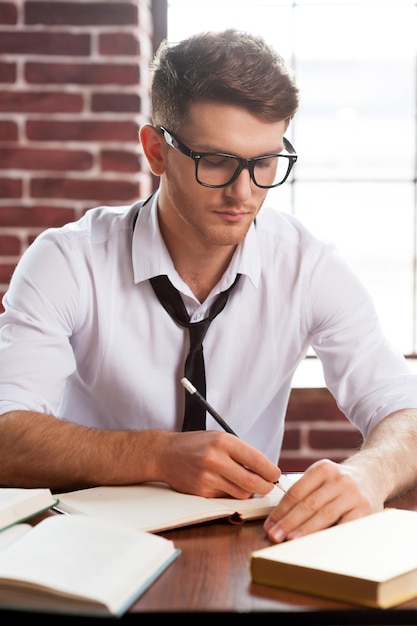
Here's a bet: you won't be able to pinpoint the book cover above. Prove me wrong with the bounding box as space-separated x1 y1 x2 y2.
250 508 417 608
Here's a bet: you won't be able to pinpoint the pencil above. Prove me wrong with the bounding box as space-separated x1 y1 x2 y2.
180 377 286 492
181 377 238 436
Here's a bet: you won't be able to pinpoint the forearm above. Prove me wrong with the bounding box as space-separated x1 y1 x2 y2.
0 410 281 497
343 407 417 503
0 410 171 490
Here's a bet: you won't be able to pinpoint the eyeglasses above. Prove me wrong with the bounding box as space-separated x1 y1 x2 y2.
157 125 297 189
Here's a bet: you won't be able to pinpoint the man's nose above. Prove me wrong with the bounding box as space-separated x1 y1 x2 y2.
224 166 252 200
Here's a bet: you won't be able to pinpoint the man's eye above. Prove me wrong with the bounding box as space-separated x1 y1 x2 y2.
255 157 277 169
201 155 233 168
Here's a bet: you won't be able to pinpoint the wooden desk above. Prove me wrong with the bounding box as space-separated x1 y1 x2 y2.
128 486 417 623
2 488 417 623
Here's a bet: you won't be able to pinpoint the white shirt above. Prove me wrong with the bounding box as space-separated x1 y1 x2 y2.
1 192 416 463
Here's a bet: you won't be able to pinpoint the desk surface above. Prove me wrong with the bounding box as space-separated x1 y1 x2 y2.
2 488 417 623
127 486 417 623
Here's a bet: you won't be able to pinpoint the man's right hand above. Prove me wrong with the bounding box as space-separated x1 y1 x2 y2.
156 430 281 499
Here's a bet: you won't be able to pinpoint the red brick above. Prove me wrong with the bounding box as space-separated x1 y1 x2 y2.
0 61 15 82
280 454 352 472
0 2 17 24
0 32 90 55
0 178 21 198
92 93 141 113
25 2 138 26
25 62 139 85
27 120 139 142
0 234 20 255
0 205 76 227
286 388 346 422
0 121 17 140
99 33 140 56
0 262 16 282
281 428 301 451
0 92 82 113
308 428 362 451
0 148 93 171
30 178 139 202
101 150 140 173
278 459 312 472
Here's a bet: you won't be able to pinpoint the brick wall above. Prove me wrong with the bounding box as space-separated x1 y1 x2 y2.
0 0 155 307
0 0 363 470
280 388 363 471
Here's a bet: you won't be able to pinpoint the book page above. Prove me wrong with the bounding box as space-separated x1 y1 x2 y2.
0 524 31 550
0 514 178 615
57 474 301 532
215 485 285 521
57 484 239 531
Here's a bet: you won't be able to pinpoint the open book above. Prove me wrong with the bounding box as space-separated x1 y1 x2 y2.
55 474 297 533
0 488 57 531
250 508 417 609
0 514 179 617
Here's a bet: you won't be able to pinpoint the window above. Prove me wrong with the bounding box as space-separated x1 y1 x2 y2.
167 0 417 382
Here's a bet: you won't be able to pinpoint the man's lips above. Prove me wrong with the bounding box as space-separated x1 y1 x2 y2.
214 210 251 222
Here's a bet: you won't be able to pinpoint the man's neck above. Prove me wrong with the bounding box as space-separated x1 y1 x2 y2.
156 197 239 302
166 238 237 302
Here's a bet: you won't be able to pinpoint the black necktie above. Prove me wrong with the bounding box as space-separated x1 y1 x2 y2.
150 274 241 431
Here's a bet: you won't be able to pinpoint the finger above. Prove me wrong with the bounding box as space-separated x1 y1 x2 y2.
265 458 348 522
228 439 281 486
193 468 255 499
264 478 343 542
285 492 351 540
182 435 270 499
213 462 276 499
227 460 281 497
283 483 377 540
264 464 329 525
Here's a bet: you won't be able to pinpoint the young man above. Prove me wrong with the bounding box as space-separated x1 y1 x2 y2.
0 29 417 544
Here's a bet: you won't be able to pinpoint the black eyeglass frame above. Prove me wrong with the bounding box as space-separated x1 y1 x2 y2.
157 125 298 189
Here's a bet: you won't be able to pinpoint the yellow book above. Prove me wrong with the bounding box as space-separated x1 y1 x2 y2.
250 508 417 609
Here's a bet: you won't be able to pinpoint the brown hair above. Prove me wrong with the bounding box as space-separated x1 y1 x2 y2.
150 29 299 130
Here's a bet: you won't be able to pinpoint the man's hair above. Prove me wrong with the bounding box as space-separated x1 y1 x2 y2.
150 29 299 130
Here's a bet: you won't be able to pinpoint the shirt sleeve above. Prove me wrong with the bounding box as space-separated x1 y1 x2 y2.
0 229 82 415
308 244 417 437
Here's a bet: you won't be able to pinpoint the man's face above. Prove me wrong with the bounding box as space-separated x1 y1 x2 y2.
158 101 288 250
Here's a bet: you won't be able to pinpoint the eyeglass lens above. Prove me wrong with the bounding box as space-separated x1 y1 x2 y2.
195 154 292 188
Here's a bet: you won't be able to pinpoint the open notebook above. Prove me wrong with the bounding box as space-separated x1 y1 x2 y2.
55 474 300 532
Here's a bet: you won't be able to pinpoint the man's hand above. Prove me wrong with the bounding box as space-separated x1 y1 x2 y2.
263 459 382 543
158 430 281 499
263 409 417 543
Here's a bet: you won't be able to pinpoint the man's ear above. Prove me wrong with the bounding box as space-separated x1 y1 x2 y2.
139 124 166 176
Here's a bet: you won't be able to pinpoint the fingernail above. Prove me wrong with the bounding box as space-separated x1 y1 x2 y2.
270 527 285 543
